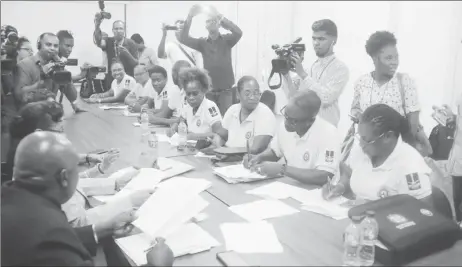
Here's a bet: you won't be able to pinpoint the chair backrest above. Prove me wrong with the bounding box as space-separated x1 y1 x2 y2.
431 186 453 219
260 90 276 112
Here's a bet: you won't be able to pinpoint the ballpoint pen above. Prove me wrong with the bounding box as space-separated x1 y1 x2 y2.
246 139 251 164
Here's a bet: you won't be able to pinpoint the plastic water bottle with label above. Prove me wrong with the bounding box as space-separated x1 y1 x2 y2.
140 107 149 142
177 118 188 151
359 210 378 266
343 215 362 266
147 131 159 168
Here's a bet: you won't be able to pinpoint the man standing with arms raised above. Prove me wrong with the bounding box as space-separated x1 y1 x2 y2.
93 14 138 89
284 19 349 127
179 4 242 116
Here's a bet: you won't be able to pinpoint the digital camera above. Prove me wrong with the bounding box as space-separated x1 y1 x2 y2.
271 38 305 74
41 58 78 85
98 0 112 20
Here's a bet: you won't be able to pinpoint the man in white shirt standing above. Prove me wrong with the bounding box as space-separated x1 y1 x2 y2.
246 90 341 186
283 19 349 127
158 20 203 69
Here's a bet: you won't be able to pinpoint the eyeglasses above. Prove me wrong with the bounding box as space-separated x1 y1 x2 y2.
355 132 385 147
243 91 261 98
280 105 314 126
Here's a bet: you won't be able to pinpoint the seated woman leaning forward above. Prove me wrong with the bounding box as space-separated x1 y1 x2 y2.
322 104 432 204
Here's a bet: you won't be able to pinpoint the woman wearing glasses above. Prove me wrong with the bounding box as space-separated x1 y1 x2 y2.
215 76 276 154
15 37 34 62
323 104 432 202
167 67 223 143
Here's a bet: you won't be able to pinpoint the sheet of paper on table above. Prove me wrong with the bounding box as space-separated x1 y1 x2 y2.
213 164 271 184
92 158 194 203
246 181 302 199
220 221 283 253
229 199 299 222
132 177 212 237
116 223 220 266
195 151 217 159
122 110 140 117
99 104 127 110
299 188 350 220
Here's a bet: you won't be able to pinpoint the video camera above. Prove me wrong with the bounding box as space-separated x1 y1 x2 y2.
40 57 78 85
267 37 305 90
98 0 112 20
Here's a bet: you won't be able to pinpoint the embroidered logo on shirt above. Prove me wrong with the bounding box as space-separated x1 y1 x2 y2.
387 214 408 224
420 209 433 217
303 152 310 161
124 79 130 89
325 150 334 163
196 119 201 127
245 131 252 139
378 188 389 199
208 107 219 117
161 90 168 99
406 173 421 191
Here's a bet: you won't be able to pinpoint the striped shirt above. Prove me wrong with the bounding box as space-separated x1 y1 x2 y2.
299 54 349 127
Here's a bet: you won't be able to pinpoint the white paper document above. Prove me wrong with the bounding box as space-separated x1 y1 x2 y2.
99 104 127 110
214 164 270 184
299 188 349 220
194 152 216 159
246 181 300 199
229 199 299 222
122 110 140 117
116 223 220 266
220 221 283 253
132 177 211 237
156 133 171 143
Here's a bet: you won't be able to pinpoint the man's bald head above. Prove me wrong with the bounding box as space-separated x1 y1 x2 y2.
289 90 321 118
13 131 80 204
237 76 259 93
112 20 125 41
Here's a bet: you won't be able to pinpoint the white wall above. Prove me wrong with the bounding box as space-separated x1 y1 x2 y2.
2 1 461 136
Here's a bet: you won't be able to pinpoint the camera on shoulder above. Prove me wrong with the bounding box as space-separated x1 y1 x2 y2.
43 58 78 85
268 37 305 90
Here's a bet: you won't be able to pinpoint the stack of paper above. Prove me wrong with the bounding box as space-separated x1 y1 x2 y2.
99 104 127 110
116 223 220 266
246 182 349 220
92 158 194 203
133 177 212 237
220 221 283 253
229 199 299 222
214 164 273 184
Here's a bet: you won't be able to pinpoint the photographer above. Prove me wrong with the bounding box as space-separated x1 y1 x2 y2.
1 25 19 96
157 20 202 68
284 19 349 127
179 4 242 116
14 32 81 112
93 13 138 88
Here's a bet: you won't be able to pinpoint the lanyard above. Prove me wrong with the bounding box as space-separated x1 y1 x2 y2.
310 56 336 82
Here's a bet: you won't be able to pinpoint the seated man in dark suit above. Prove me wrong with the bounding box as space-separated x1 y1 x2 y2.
1 131 137 266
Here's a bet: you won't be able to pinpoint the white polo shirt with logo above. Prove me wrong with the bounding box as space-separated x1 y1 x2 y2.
152 86 169 110
111 74 136 96
167 86 187 117
270 117 340 174
347 137 432 201
130 79 156 99
180 98 222 134
222 103 276 148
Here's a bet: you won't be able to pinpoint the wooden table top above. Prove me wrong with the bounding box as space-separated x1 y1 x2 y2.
64 101 462 266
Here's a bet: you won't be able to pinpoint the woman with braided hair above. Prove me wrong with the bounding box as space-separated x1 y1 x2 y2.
323 104 432 203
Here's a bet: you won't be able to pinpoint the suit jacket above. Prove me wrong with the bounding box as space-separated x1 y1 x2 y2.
1 182 94 266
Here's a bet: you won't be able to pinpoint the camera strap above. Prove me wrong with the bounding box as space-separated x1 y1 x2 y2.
267 68 282 90
177 43 196 66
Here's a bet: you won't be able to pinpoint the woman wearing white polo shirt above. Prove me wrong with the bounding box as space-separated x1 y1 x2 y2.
215 76 276 154
85 60 136 104
323 104 432 203
168 67 222 141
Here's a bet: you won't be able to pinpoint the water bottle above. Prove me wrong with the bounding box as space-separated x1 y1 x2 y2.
146 237 174 266
177 119 187 151
359 211 378 266
140 108 150 142
343 215 362 266
147 131 159 168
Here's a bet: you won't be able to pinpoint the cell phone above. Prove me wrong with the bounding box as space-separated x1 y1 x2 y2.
216 251 249 267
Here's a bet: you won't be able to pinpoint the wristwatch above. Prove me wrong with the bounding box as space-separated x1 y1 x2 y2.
280 163 287 176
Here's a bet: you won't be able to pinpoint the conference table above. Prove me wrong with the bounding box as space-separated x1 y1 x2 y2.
63 101 462 266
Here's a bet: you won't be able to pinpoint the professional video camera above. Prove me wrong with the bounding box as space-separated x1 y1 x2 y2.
267 37 305 90
98 0 112 20
80 65 108 99
43 57 79 85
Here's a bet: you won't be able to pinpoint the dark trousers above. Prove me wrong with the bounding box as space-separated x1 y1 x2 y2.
206 88 235 117
453 176 462 222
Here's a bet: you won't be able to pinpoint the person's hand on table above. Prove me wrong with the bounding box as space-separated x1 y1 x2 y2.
166 123 178 138
100 149 120 173
114 168 141 191
242 153 261 169
72 102 87 113
254 162 282 177
86 153 103 164
83 97 98 104
146 237 174 267
94 207 137 239
340 198 368 208
128 103 141 113
90 93 101 99
322 182 345 200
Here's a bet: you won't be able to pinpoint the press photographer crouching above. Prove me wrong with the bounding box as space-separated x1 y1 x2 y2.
14 32 83 112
